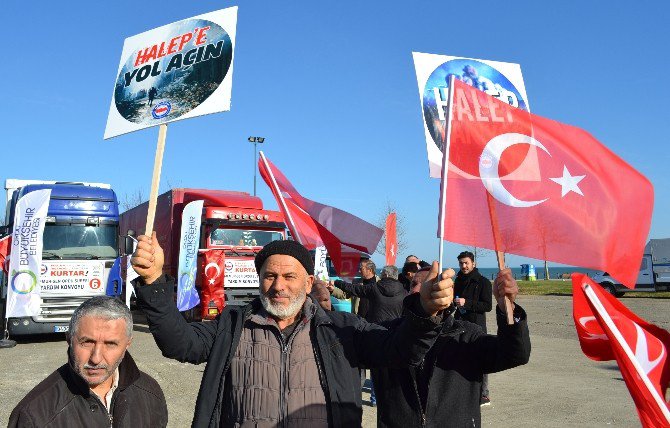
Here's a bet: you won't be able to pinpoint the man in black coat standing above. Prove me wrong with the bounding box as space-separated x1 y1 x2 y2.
453 250 493 405
331 265 408 406
374 267 530 428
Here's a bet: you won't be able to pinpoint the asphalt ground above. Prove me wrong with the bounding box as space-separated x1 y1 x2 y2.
1 294 668 427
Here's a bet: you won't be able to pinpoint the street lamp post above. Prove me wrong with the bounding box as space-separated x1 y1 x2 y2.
248 136 265 196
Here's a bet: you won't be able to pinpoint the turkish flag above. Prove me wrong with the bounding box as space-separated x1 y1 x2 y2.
199 250 226 319
0 235 11 273
440 79 653 287
259 153 383 277
573 274 670 426
385 213 397 266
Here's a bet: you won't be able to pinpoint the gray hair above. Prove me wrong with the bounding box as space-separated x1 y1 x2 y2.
69 296 133 339
381 265 399 280
362 259 376 273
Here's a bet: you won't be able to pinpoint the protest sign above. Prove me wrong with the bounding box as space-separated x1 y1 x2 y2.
104 7 237 139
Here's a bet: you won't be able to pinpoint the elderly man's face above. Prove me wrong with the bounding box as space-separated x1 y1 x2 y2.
260 254 314 319
70 316 131 389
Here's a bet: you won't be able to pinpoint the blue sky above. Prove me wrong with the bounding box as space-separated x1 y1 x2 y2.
2 1 669 269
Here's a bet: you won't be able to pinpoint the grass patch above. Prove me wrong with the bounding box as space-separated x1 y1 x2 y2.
517 280 670 298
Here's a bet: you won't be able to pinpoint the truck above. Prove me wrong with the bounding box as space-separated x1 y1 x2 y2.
1 179 122 335
592 238 670 297
119 188 286 319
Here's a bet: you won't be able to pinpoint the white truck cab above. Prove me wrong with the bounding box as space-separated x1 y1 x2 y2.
592 239 670 297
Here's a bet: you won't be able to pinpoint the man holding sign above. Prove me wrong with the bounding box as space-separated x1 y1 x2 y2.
132 236 454 427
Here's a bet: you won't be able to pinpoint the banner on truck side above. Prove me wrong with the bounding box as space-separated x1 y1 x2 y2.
412 52 530 178
314 246 329 281
224 259 258 288
6 189 51 318
104 7 238 139
177 200 203 311
40 261 106 295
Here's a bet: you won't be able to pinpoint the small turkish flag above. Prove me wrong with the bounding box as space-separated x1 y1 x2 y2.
573 274 670 426
199 250 226 318
440 79 653 287
385 213 397 266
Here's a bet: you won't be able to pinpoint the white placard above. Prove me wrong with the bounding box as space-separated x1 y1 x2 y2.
104 7 237 139
413 52 529 178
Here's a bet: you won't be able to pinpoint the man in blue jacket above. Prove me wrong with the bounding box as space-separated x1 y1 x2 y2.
131 235 455 427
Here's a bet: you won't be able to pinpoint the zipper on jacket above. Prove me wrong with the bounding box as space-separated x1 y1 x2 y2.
410 361 427 427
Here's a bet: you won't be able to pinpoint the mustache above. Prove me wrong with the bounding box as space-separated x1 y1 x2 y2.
265 290 292 298
83 363 109 370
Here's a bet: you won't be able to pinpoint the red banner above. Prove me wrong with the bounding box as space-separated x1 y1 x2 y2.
385 213 397 266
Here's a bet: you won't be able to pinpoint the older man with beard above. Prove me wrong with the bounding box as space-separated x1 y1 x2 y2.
9 296 168 428
131 235 455 428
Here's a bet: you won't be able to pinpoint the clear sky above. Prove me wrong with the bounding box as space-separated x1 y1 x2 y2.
2 1 669 269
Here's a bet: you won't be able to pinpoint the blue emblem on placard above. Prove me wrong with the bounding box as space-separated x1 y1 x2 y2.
152 101 172 119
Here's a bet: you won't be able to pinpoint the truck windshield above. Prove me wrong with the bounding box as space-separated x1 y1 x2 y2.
42 224 118 259
210 228 283 247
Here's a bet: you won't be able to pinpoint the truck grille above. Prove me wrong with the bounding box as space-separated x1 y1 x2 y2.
35 297 93 322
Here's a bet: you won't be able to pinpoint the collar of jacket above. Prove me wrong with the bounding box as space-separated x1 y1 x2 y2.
66 349 141 397
457 267 481 282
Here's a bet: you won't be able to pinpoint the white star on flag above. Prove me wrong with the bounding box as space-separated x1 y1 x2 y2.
550 165 585 197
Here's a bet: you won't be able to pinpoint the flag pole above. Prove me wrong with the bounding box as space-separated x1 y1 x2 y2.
258 151 303 245
583 283 670 423
486 192 515 325
145 124 168 236
437 75 456 272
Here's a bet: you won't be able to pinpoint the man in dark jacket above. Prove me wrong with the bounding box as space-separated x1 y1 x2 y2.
131 235 455 428
374 267 531 428
8 296 168 428
332 265 408 405
454 250 493 405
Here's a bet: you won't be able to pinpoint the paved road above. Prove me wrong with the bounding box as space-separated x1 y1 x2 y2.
1 295 667 426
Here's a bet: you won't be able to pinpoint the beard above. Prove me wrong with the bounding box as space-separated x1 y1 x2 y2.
260 286 307 320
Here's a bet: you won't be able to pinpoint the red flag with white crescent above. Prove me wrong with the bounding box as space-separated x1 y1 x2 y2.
258 154 383 277
573 274 670 426
440 79 653 287
385 213 397 266
200 250 226 318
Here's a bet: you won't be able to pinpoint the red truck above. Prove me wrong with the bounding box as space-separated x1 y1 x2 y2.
119 188 286 319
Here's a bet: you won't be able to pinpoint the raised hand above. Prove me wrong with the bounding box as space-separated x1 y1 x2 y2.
419 261 456 316
130 232 164 285
493 268 518 312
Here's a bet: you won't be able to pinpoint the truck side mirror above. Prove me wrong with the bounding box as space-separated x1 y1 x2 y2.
124 235 136 256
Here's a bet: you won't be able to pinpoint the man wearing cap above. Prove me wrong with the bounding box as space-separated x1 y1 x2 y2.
132 234 454 428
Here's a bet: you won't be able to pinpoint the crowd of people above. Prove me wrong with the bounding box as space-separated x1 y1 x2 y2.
9 237 530 427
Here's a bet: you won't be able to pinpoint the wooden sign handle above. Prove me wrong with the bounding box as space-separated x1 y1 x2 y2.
496 251 515 325
144 124 168 236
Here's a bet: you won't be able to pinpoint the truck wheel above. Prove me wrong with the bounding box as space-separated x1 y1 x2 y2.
601 283 617 297
615 292 625 298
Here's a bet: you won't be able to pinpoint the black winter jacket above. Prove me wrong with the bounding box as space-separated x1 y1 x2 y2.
375 305 531 428
8 352 168 428
135 277 444 428
454 268 492 331
336 277 408 324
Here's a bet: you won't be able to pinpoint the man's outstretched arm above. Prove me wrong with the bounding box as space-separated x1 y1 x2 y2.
131 233 220 364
